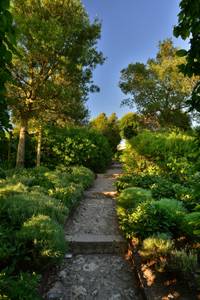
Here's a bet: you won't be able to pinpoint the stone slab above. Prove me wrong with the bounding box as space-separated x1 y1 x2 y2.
66 234 128 254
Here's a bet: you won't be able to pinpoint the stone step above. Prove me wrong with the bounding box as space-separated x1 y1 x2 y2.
107 164 123 169
65 234 128 254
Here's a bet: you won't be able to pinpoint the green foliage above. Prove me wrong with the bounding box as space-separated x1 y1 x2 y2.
118 202 172 241
182 212 200 241
16 214 67 269
89 112 121 153
0 181 28 198
119 39 198 131
48 183 84 211
0 221 32 271
151 180 179 200
0 0 19 157
55 165 95 189
166 249 198 277
114 149 123 159
121 143 161 175
118 198 187 241
140 233 174 261
8 0 106 168
173 0 200 111
8 124 112 172
114 173 160 193
0 268 41 300
6 193 68 226
153 198 187 235
118 113 139 140
120 130 196 182
117 187 152 213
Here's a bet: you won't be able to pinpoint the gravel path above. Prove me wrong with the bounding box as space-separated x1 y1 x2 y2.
42 160 143 300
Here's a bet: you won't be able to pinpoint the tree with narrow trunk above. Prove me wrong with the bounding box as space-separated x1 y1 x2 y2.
7 0 105 168
118 39 198 131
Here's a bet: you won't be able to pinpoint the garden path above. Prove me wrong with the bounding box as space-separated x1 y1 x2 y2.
42 159 143 300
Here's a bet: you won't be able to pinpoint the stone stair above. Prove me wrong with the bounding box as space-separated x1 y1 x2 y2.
65 159 127 254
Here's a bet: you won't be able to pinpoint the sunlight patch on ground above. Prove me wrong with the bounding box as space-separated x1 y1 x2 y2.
141 263 156 286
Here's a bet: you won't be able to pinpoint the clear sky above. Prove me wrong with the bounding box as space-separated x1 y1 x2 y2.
81 0 190 121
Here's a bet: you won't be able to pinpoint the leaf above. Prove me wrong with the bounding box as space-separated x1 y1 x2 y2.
176 49 187 57
193 230 200 235
4 49 12 63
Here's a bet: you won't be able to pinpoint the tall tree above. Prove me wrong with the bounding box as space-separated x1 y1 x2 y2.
7 0 106 168
89 112 121 153
118 39 198 131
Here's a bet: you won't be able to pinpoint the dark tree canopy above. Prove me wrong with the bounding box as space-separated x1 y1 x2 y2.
173 0 200 112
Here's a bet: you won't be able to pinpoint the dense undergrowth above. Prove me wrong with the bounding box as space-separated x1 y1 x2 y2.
0 165 94 299
1 124 113 173
115 130 200 280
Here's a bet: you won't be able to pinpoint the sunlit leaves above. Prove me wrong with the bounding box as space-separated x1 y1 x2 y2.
118 39 197 131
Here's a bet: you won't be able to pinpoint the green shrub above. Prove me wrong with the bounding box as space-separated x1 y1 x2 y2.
10 124 113 173
114 173 160 193
151 180 179 199
121 144 161 174
118 198 187 241
166 249 198 276
182 212 200 241
153 198 187 237
118 202 172 241
0 182 28 199
0 269 41 300
140 233 174 261
114 149 123 159
6 193 68 226
16 214 67 269
48 183 84 210
117 187 152 214
55 165 95 189
0 221 31 271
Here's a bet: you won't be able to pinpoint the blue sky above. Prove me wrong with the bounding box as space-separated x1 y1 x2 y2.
81 0 190 121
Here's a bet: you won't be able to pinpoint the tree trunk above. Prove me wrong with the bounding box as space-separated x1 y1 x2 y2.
37 125 42 166
16 115 29 168
8 131 12 162
165 119 170 132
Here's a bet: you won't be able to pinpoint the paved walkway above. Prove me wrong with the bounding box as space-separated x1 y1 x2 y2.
42 160 143 300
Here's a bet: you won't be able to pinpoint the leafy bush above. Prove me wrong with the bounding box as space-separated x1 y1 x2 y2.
118 198 187 241
121 144 161 174
16 214 67 269
6 193 68 226
0 221 31 271
48 183 84 210
182 212 200 241
114 173 160 193
153 198 187 237
166 249 198 276
128 130 194 161
8 125 113 172
0 268 41 300
0 181 28 199
151 180 180 200
55 165 95 189
140 233 174 261
117 187 152 214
